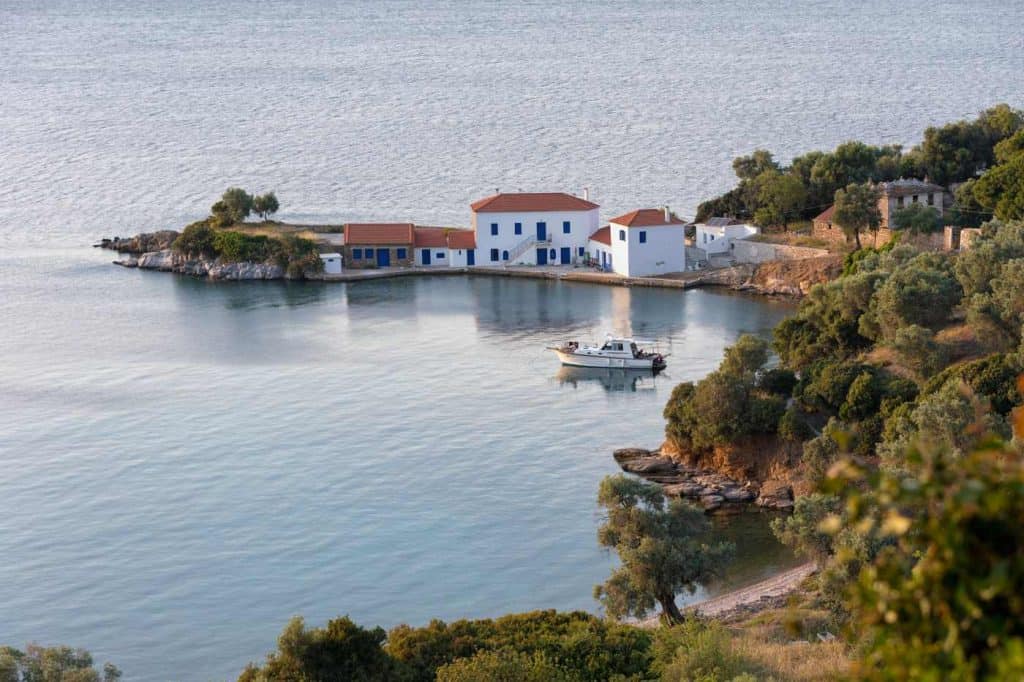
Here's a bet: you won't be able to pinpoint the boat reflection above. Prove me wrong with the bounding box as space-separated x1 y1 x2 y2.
555 366 662 392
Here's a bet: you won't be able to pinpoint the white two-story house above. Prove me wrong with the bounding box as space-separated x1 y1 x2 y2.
470 192 600 266
606 208 686 277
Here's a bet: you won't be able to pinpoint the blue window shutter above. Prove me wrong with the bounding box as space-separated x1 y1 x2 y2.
490 248 499 261
502 250 509 260
514 222 522 235
491 223 498 236
353 248 362 259
562 221 571 234
437 251 445 258
618 230 625 242
366 248 374 258
639 231 647 243
397 248 407 259
578 246 584 256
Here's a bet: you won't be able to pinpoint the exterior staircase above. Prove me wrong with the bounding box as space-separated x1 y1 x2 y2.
506 234 552 263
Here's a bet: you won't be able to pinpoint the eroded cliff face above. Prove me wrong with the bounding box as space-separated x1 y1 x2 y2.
614 434 805 514
740 255 843 296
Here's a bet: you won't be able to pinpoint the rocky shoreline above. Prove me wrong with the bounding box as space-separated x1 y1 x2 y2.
613 447 795 513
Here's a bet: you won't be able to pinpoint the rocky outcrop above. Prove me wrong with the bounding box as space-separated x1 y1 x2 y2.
115 248 291 280
613 448 785 514
738 255 842 296
98 230 180 254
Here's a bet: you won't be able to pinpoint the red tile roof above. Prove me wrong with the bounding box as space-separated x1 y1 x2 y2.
446 229 476 249
609 208 687 227
470 192 599 213
344 223 415 245
814 205 835 223
413 226 447 248
589 225 611 245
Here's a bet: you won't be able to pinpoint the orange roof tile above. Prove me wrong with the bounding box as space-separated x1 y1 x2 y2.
413 226 447 248
589 225 611 245
609 208 687 227
446 229 476 249
814 205 835 223
344 223 415 245
470 192 599 213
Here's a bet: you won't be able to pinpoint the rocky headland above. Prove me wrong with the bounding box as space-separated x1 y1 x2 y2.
99 230 310 280
613 445 798 514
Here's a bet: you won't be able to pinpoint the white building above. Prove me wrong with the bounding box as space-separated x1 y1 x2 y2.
588 225 613 271
319 252 342 274
470 192 599 266
602 208 686 277
695 217 759 254
412 226 477 266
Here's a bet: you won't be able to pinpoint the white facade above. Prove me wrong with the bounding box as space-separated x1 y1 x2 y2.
319 252 342 274
607 221 686 277
588 238 613 271
695 223 759 254
414 246 450 267
447 248 473 267
473 209 598 266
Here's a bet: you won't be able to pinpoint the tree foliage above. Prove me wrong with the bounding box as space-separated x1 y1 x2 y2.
253 192 280 221
0 645 120 682
211 187 254 226
828 435 1024 680
238 616 403 682
833 182 882 249
594 475 734 624
890 203 940 234
385 610 651 682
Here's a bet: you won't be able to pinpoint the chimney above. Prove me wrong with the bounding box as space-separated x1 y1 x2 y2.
583 187 590 201
663 205 670 222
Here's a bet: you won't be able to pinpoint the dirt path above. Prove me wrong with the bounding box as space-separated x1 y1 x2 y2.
639 562 817 627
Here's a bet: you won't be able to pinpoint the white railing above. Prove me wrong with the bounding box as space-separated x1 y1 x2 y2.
506 233 551 262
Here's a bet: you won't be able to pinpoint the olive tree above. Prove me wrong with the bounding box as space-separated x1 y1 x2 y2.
594 475 734 624
833 182 882 249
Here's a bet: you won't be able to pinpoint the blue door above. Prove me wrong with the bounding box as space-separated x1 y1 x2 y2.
560 247 571 264
536 248 548 265
536 222 547 241
467 249 475 266
422 250 431 265
377 249 391 267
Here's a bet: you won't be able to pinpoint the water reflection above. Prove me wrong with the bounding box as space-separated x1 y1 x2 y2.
554 366 661 393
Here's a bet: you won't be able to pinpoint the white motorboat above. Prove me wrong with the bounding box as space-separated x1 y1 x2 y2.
548 335 667 370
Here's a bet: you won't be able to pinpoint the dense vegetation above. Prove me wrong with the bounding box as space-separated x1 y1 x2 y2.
0 644 121 682
695 104 1024 230
171 188 322 277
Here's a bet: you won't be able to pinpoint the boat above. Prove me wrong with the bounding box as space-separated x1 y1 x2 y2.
547 335 668 370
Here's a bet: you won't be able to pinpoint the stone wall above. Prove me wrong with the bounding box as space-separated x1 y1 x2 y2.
731 239 830 264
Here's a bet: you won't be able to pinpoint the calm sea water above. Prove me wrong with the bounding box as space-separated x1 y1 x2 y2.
2 1 1023 679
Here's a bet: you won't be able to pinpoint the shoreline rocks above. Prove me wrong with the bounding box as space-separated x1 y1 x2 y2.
114 248 292 280
613 447 795 513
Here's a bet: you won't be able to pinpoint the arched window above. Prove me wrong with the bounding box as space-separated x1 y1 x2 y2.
502 250 509 261
549 248 556 259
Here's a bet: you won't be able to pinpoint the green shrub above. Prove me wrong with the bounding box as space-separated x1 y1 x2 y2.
758 367 798 396
385 610 652 682
172 220 217 258
651 618 754 682
922 353 1022 415
435 650 577 682
831 437 1024 680
839 371 882 421
891 324 947 376
802 431 840 485
778 405 813 442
